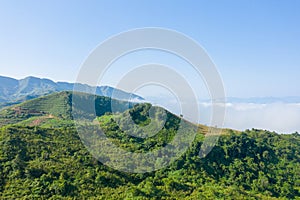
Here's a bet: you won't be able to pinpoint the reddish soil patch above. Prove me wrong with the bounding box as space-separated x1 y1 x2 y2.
30 115 56 126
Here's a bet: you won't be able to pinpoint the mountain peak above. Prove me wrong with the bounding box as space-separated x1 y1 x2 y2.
0 75 144 108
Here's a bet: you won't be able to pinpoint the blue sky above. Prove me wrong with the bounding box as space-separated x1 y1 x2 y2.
0 0 299 98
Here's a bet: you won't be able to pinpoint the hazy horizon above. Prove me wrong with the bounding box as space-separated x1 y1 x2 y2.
1 73 300 134
1 74 300 100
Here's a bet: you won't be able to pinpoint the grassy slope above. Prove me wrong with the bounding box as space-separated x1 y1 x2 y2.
18 91 72 118
0 91 134 127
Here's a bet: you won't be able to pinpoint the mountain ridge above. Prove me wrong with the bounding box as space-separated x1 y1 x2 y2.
0 75 144 108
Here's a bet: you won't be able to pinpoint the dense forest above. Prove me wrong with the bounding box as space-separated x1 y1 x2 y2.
0 92 299 199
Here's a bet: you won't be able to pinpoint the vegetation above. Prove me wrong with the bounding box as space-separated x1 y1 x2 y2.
0 91 133 126
0 75 143 107
0 93 299 199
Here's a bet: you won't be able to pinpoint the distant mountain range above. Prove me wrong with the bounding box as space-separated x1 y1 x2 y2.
0 75 144 108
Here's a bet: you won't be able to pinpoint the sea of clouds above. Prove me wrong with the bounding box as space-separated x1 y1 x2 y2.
201 102 300 134
144 95 300 134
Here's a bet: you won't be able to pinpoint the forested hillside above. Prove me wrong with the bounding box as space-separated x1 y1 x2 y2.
0 93 299 199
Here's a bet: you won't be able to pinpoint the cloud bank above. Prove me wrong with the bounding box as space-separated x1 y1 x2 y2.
145 95 300 134
198 102 300 134
221 102 300 133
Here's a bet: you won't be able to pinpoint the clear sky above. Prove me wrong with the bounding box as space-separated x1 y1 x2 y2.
0 0 299 98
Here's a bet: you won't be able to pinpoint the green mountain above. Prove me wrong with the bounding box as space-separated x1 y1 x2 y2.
0 93 299 199
0 91 135 127
0 75 144 108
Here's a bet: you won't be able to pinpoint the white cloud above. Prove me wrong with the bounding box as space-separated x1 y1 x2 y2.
213 103 300 134
144 95 300 134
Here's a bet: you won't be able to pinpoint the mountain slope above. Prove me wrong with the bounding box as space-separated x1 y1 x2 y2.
0 108 299 199
0 76 19 102
0 91 135 127
0 92 299 199
0 75 144 108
